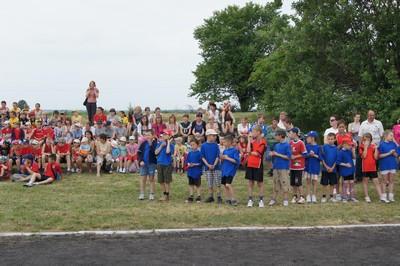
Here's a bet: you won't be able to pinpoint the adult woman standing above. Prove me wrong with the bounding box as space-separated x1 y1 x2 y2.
348 113 361 143
84 81 99 125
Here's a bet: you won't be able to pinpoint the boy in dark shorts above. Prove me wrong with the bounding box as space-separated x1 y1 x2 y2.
321 133 338 203
337 140 357 202
24 154 62 187
155 130 175 201
245 126 267 208
288 127 307 204
220 135 240 206
186 139 202 203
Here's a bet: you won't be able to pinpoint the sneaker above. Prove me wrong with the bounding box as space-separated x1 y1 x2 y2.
76 168 81 173
109 170 113 174
225 199 232 205
258 200 265 208
67 168 71 172
138 193 145 200
247 199 254 208
365 196 371 203
159 195 169 202
205 196 215 203
283 200 289 207
335 194 342 201
217 196 223 204
231 200 238 206
350 197 359 203
380 195 390 203
268 199 276 206
297 196 305 204
23 182 33 187
149 193 155 201
195 196 202 203
388 193 395 202
306 195 311 203
329 197 337 203
311 195 317 203
185 196 194 203
291 196 297 204
321 197 327 203
71 168 75 173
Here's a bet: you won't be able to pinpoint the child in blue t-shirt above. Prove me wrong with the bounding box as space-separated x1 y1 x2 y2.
220 135 240 206
305 131 321 203
337 141 356 202
155 131 175 201
201 129 221 204
321 133 338 203
378 130 398 202
269 129 291 206
186 139 202 203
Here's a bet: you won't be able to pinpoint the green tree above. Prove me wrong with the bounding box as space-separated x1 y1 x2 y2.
190 1 289 111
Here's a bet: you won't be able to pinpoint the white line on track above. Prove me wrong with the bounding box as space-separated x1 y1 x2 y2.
1 224 400 237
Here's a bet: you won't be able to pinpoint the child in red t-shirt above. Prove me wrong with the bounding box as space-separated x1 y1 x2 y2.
288 127 307 204
71 139 81 173
359 133 387 203
56 138 71 172
31 140 42 169
0 156 10 180
24 154 61 187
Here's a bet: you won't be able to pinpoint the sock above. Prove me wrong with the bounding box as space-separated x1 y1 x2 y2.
248 196 253 200
165 192 169 196
322 194 326 198
259 196 264 201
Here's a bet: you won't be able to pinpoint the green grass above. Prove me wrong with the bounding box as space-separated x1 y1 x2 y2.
1 171 399 232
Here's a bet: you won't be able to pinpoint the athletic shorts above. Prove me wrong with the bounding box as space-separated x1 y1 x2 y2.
363 171 378 179
205 170 222 188
321 172 338 186
380 169 396 175
38 175 53 182
157 165 173 184
96 154 112 165
245 165 264 182
188 176 201 187
221 176 234 185
140 163 156 177
305 172 319 181
290 170 303 187
343 175 354 181
273 169 290 193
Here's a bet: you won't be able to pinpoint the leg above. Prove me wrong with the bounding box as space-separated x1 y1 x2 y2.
363 177 369 198
66 155 71 170
247 180 254 198
372 178 382 197
257 181 265 199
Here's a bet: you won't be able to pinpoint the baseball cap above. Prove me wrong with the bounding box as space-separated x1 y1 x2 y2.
73 139 81 144
119 136 127 142
306 131 318 138
206 129 218 136
288 127 300 135
129 136 135 140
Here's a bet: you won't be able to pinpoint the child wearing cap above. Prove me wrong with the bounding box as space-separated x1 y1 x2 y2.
155 130 175 201
56 138 71 172
201 128 222 204
378 130 398 202
269 129 291 206
245 126 267 208
71 139 81 173
127 136 139 173
118 136 128 173
321 133 338 203
138 131 158 200
24 154 62 187
288 127 307 204
305 131 321 203
220 135 240 206
337 140 356 202
186 139 202 203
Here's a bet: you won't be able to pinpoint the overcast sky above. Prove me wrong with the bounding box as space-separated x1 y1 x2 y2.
0 0 294 111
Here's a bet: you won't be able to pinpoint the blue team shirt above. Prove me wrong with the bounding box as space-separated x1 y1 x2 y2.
378 141 398 171
322 144 338 173
156 141 175 166
273 141 291 170
111 147 120 159
337 148 354 177
221 147 240 177
201 142 220 171
186 150 203 179
305 144 321 175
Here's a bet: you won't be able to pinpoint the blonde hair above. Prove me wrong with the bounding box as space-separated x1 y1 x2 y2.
383 129 393 139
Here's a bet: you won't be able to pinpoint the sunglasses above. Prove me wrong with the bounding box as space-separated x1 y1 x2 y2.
330 119 336 122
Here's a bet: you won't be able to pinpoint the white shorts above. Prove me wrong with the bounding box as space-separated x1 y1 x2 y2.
305 172 319 181
380 170 396 175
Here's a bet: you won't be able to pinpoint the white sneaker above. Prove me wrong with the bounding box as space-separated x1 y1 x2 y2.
247 199 254 208
122 168 126 173
67 168 71 172
138 193 145 200
291 196 297 204
306 195 311 203
268 199 276 206
336 194 342 201
71 168 75 173
149 193 155 201
329 197 337 203
380 195 390 203
388 193 395 202
311 195 317 203
365 196 371 203
258 200 265 208
297 196 305 204
321 197 327 203
283 200 289 207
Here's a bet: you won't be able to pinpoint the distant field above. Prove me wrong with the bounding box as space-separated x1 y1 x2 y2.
0 171 399 232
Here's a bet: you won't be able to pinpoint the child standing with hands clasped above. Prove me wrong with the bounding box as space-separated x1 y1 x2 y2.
245 126 267 208
337 140 357 202
155 130 175 201
305 131 321 203
321 133 338 203
220 135 240 206
186 139 202 203
288 127 307 204
378 130 398 202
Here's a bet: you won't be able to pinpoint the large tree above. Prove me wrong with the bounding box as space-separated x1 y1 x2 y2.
190 1 289 111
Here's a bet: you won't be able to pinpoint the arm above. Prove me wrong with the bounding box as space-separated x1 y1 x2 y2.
155 142 165 155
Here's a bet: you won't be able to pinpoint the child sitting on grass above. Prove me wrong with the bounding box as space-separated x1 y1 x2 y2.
186 139 202 203
95 134 112 177
220 135 240 206
24 154 61 187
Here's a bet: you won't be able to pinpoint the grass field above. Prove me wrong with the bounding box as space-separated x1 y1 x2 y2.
1 170 399 232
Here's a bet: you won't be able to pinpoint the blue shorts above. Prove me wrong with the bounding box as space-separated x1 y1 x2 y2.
140 163 156 177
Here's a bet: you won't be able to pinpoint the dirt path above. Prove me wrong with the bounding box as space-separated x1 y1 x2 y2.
0 227 398 265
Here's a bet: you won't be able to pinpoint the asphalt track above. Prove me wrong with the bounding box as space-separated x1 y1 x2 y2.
0 227 399 265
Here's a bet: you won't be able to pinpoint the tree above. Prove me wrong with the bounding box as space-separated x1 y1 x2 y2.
190 1 289 111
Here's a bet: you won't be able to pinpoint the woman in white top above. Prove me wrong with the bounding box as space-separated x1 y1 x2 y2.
136 115 152 136
348 113 361 143
207 102 220 123
323 115 339 144
237 117 251 136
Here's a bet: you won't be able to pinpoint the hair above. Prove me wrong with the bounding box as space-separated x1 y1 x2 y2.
99 134 107 140
155 115 163 124
224 135 234 143
337 119 346 127
144 107 150 112
141 115 149 126
257 113 265 119
363 132 373 141
383 129 393 139
89 80 96 87
168 114 176 124
327 132 336 139
155 107 161 112
190 138 199 145
134 106 142 114
275 129 287 137
182 114 189 118
252 125 262 133
1 101 6 104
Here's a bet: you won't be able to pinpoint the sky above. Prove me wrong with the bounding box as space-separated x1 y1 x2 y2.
0 0 294 111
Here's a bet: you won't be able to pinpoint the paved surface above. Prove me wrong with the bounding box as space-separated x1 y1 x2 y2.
0 227 399 265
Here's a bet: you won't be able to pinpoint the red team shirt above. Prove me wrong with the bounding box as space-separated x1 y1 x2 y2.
359 143 377 172
336 132 353 146
56 143 70 154
289 140 306 170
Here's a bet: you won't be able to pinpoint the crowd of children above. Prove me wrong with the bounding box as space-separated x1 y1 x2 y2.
0 99 400 207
